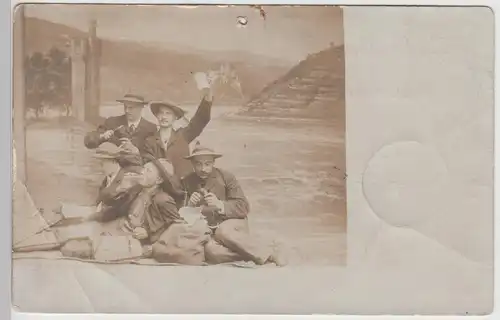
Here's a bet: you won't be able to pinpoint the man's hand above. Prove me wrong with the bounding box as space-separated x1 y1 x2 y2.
100 130 114 141
204 192 224 212
119 138 139 154
201 87 213 102
188 192 202 207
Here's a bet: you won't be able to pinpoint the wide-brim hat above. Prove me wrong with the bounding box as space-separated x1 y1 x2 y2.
150 101 186 119
93 153 117 160
116 94 149 106
92 142 121 160
184 145 222 160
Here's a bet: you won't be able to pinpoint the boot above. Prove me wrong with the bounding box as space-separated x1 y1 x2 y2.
267 242 288 267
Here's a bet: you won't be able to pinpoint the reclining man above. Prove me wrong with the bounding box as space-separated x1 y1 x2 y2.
91 142 145 223
182 144 287 266
89 143 183 259
121 158 184 243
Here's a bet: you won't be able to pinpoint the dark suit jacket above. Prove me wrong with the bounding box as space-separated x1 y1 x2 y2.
182 168 250 226
95 167 144 222
84 115 158 153
142 98 212 180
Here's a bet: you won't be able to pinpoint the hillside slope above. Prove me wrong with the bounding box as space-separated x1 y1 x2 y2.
241 45 345 123
24 17 289 104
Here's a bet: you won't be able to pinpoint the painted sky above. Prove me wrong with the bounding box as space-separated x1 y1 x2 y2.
24 4 344 62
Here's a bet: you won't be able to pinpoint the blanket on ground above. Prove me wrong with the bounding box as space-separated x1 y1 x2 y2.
12 251 270 268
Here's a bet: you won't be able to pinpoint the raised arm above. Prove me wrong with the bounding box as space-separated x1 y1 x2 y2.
183 89 213 143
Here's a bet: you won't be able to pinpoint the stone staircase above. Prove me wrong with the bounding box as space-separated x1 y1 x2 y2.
241 45 345 121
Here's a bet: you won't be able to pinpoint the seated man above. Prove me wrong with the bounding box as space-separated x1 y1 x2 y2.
182 144 287 266
84 94 157 167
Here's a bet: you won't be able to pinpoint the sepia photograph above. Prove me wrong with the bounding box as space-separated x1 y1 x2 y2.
10 3 496 316
12 4 346 312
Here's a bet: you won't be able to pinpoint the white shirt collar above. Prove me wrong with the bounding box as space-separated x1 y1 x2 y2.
127 118 141 129
158 124 180 132
159 127 173 144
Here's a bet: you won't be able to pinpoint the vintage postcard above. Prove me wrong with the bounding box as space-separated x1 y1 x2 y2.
11 3 494 316
12 3 346 313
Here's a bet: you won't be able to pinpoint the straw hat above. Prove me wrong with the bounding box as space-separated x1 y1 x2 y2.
93 142 121 160
116 94 149 105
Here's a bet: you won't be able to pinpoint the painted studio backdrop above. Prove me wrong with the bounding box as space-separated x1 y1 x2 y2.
12 5 346 274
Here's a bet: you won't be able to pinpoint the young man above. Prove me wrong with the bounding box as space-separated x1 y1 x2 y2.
142 87 213 180
182 144 287 266
84 94 157 165
121 158 184 243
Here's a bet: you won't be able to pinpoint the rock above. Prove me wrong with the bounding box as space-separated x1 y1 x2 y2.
60 239 93 260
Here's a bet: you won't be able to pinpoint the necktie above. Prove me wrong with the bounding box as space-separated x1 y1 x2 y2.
128 124 135 134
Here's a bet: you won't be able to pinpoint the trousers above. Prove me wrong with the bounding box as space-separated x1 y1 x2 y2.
204 219 273 265
146 191 183 243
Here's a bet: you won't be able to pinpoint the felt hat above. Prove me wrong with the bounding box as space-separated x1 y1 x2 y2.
184 144 222 160
93 142 121 160
116 94 148 105
149 101 186 119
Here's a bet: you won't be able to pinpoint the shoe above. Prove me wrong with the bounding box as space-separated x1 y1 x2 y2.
267 243 288 267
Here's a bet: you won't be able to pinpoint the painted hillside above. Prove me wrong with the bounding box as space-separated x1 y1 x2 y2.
241 45 345 123
24 17 290 105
